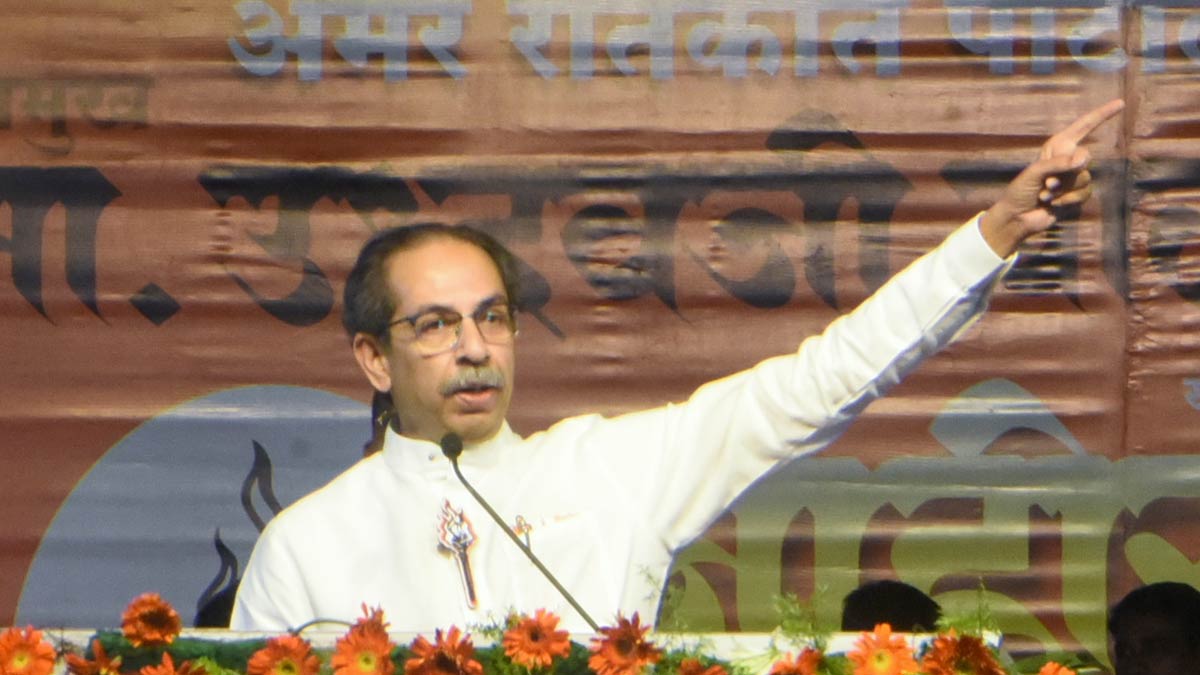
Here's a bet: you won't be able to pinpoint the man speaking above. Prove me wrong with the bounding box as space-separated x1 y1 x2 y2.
231 100 1124 633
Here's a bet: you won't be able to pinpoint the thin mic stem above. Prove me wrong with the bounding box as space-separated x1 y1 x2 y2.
289 617 354 635
448 456 601 632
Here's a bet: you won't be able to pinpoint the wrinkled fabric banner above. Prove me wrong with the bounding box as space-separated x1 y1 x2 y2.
1 0 1197 667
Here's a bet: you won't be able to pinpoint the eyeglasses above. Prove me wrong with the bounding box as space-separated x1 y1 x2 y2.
388 302 517 356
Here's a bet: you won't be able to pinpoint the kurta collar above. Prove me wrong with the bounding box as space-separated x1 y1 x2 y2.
381 422 522 477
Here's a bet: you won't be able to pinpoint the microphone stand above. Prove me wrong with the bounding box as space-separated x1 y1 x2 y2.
442 436 600 632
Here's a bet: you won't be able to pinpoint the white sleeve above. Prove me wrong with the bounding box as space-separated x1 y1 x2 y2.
229 518 313 631
570 216 1012 550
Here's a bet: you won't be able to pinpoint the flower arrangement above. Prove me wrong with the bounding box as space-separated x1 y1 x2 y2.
5 593 1095 675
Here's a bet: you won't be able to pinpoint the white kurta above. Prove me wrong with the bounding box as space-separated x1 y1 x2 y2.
231 217 1009 633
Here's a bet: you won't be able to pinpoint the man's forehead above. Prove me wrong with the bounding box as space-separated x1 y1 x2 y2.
384 236 506 310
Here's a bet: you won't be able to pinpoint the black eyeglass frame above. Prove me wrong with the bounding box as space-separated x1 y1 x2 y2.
386 300 518 355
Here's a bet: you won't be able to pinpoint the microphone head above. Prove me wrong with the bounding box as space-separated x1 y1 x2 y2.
440 432 464 460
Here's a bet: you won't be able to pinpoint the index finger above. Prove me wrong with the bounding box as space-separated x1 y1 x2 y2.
1053 98 1125 146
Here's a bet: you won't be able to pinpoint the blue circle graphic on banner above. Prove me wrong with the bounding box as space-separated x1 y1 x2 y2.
18 385 368 628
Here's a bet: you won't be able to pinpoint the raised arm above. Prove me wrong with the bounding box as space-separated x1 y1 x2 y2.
979 98 1125 258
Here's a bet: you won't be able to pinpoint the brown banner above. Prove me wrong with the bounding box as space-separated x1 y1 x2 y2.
2 1 1198 667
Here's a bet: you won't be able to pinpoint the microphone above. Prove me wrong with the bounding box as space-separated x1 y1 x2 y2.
441 432 464 460
439 433 600 631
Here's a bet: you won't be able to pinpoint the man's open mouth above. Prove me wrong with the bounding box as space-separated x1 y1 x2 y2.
448 382 497 395
440 369 506 397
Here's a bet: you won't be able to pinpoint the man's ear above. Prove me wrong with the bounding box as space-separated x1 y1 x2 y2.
352 333 393 393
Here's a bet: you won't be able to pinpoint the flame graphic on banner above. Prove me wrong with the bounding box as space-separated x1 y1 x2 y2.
195 440 286 625
194 528 239 626
241 440 284 532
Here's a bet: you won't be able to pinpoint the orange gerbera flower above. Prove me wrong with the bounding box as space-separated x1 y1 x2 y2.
66 639 123 675
139 652 206 675
352 604 391 640
121 593 183 648
0 627 56 675
847 624 918 675
333 607 397 675
404 627 482 675
679 657 728 675
768 648 823 675
501 610 571 670
248 635 321 675
587 613 662 675
921 631 1004 675
1037 662 1076 675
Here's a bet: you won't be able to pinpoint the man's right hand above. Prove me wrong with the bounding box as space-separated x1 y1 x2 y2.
979 98 1125 259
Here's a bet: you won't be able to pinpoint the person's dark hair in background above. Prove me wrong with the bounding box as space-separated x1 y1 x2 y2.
1109 581 1200 675
842 580 942 632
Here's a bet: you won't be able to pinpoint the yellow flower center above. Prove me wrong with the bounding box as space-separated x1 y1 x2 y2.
275 658 298 675
870 650 893 673
11 650 31 672
356 651 378 672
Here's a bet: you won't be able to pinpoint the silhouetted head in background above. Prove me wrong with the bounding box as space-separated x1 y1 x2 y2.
1109 581 1200 675
842 580 942 632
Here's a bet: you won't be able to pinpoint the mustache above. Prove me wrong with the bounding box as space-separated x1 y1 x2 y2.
440 368 507 396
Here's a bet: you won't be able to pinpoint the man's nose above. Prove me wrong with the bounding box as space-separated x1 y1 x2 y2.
454 318 490 364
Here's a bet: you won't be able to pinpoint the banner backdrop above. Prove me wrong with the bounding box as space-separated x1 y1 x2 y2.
2 0 1198 667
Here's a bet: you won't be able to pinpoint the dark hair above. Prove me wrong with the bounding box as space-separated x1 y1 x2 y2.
1109 581 1200 638
342 222 522 340
842 580 942 632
